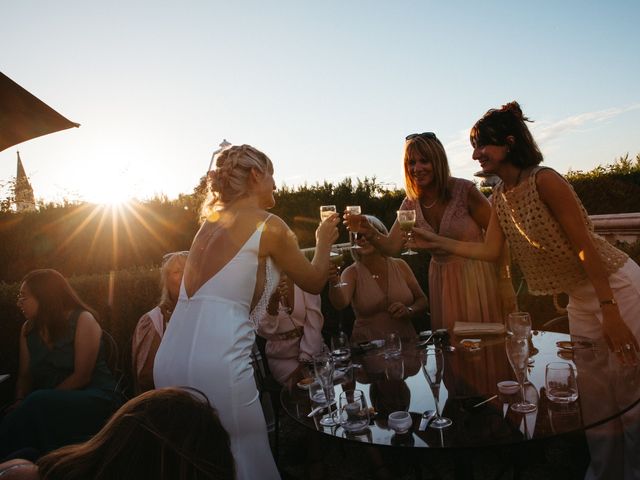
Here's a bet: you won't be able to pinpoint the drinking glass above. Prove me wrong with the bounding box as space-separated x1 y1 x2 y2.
335 389 370 433
330 248 348 288
330 331 351 365
545 362 579 404
421 347 452 429
313 352 337 426
319 204 337 223
309 379 334 405
346 205 362 249
505 335 537 413
508 312 532 339
384 331 402 359
396 209 418 256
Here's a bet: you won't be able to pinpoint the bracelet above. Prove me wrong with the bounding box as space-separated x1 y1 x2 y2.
599 298 617 307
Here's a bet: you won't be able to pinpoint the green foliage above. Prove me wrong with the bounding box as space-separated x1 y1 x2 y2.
567 153 640 214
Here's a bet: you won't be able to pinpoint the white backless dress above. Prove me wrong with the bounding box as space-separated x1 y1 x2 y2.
154 216 280 480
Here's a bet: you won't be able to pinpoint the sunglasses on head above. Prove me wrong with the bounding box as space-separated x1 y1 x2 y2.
405 132 439 141
162 251 189 264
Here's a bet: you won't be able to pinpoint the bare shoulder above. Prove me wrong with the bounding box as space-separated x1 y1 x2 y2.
535 168 572 199
77 310 99 327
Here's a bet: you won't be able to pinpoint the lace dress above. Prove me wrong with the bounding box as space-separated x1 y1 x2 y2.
154 216 280 480
401 178 502 330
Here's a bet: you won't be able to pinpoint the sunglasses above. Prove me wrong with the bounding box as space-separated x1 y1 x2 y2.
405 132 439 142
162 251 189 264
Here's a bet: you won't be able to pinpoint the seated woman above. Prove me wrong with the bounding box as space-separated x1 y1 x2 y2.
328 215 428 344
131 251 187 394
0 269 120 458
0 387 235 480
257 274 324 385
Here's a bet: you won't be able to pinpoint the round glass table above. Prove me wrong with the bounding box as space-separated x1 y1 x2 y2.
281 331 640 449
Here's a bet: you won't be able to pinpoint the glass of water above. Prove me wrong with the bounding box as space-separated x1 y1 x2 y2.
545 362 579 404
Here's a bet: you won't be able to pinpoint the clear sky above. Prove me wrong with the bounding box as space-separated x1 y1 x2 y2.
2 0 639 204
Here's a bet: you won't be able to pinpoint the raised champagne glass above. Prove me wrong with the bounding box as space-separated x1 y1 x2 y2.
346 205 362 249
397 209 418 256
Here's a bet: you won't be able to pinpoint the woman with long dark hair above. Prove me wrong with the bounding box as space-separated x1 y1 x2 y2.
0 269 119 457
412 101 640 479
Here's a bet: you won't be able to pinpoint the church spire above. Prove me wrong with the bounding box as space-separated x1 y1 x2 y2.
15 151 36 212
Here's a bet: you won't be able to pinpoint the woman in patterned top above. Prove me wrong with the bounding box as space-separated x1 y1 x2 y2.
411 101 640 480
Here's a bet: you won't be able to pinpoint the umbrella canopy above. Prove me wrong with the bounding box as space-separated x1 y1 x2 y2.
0 71 79 152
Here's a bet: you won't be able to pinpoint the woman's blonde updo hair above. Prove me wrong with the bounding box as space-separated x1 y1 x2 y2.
201 144 274 219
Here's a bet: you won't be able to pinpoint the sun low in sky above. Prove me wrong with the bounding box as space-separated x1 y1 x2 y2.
1 1 639 205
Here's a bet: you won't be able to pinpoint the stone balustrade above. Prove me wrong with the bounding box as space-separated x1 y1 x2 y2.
590 212 640 244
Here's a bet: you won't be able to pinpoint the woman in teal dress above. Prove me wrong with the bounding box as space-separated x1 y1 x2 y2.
0 269 119 458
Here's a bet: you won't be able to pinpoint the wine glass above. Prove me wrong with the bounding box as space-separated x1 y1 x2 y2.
346 205 362 249
312 352 338 427
508 312 532 339
330 248 348 288
320 205 337 223
421 347 452 429
505 335 537 413
396 209 418 256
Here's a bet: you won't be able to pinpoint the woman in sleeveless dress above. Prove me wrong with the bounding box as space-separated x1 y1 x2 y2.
153 144 338 480
411 102 640 480
328 215 428 343
0 269 118 457
355 133 512 331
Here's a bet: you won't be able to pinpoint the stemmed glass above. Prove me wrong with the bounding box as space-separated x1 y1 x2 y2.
397 209 418 256
346 205 362 249
313 351 338 427
330 331 351 366
505 335 538 413
508 311 537 360
330 247 348 288
508 312 532 338
421 347 452 429
320 205 337 223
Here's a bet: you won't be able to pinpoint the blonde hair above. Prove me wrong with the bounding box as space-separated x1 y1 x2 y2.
403 136 451 202
201 144 273 219
159 252 188 311
351 215 389 262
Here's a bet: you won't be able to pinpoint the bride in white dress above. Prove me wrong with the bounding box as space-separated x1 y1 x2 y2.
154 144 338 480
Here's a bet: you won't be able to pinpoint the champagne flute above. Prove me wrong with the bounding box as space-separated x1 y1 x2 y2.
313 352 338 427
421 347 452 429
320 205 337 223
346 205 362 249
508 312 532 339
505 335 537 413
397 209 418 256
330 248 348 288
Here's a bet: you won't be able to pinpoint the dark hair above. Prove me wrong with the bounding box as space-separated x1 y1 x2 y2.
22 269 97 343
38 387 235 480
470 101 544 168
403 134 451 202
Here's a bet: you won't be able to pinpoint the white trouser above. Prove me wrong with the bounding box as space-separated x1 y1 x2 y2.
566 259 640 480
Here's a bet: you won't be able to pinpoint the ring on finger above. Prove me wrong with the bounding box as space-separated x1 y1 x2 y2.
624 343 633 351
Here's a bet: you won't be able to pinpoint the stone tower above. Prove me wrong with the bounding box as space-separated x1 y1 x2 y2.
14 151 36 212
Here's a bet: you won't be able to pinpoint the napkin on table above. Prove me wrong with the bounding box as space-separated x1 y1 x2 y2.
453 321 506 336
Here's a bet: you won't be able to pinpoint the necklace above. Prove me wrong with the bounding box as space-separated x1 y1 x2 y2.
421 198 438 209
505 169 524 192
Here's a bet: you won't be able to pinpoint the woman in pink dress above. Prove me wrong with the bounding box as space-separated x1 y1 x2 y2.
356 133 512 331
257 275 324 385
329 216 428 343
